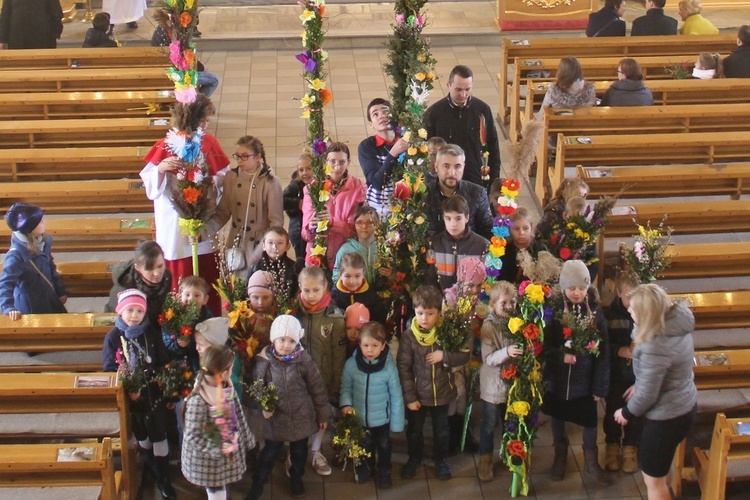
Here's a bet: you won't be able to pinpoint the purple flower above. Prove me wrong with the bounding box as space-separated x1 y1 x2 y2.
312 138 327 156
295 51 317 73
505 421 517 433
486 268 501 278
543 306 553 323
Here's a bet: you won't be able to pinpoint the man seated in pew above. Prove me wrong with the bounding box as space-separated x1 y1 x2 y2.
587 0 627 37
0 202 67 321
82 12 118 48
631 0 678 36
601 59 654 106
723 25 750 78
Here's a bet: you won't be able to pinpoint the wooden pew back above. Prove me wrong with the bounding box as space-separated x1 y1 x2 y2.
0 68 171 93
0 46 167 70
0 313 116 353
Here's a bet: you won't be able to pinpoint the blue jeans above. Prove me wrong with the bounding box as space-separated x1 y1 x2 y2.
197 71 219 97
406 404 449 464
478 400 506 455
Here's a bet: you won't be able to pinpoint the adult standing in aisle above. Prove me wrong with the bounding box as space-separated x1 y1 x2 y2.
102 0 146 30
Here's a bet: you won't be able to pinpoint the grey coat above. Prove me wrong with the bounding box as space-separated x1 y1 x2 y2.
252 346 333 442
624 301 697 421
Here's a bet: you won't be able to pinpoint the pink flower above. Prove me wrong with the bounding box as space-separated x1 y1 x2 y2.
215 417 226 425
396 14 406 23
415 13 424 26
586 340 599 351
518 280 531 295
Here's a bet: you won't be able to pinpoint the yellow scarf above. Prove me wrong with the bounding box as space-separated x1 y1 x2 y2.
411 317 437 347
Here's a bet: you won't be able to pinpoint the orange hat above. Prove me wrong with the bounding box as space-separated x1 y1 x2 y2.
345 302 370 328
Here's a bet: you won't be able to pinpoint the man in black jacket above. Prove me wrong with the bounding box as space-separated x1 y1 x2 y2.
586 0 627 37
724 25 750 78
631 0 678 36
425 144 494 240
425 65 501 188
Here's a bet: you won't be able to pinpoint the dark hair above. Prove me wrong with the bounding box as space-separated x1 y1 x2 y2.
354 204 378 222
179 275 210 295
326 142 350 160
340 252 367 272
489 178 504 205
134 240 164 270
442 194 470 216
264 226 289 242
619 58 644 81
366 98 392 123
739 25 750 45
183 345 235 419
299 266 327 285
359 321 387 343
449 65 473 83
93 12 110 31
412 285 443 310
508 206 533 224
237 135 271 173
427 136 447 149
556 57 583 92
171 94 216 131
651 0 667 8
605 0 625 8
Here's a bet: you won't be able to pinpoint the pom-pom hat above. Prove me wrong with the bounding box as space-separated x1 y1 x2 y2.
194 317 229 346
345 303 370 328
116 289 147 314
270 315 305 343
5 202 43 235
559 260 591 291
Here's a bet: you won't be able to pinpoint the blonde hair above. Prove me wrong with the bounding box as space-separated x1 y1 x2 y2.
299 266 327 286
628 284 670 344
488 280 517 304
679 0 702 16
565 196 587 217
551 178 589 205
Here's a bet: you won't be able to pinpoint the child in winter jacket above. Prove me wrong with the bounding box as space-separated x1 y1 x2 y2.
246 316 332 499
283 152 313 261
340 322 404 487
247 226 303 301
498 207 546 285
331 252 381 322
332 204 385 285
161 275 212 370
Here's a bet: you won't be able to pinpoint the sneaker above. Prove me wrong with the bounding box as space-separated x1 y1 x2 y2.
400 459 420 479
377 469 392 489
436 459 452 481
285 453 291 478
311 451 331 476
291 476 305 498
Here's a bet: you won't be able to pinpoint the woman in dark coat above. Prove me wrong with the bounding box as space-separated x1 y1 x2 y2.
0 0 63 50
601 58 654 107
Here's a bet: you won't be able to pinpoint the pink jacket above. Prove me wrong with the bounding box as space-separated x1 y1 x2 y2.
301 174 366 263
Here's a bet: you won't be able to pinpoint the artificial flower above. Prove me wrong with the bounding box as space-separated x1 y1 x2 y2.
418 128 427 139
295 51 317 73
502 364 517 379
393 181 412 200
414 72 426 82
420 144 429 154
318 189 330 202
301 109 311 119
319 88 333 106
559 247 572 260
317 219 329 232
524 283 545 304
308 78 326 91
311 245 326 256
312 138 327 156
508 317 524 334
407 146 417 156
180 12 192 28
523 323 540 341
402 131 411 142
300 9 316 24
509 401 530 418
507 440 527 459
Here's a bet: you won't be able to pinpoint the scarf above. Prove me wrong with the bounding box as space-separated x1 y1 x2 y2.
199 376 236 410
13 231 45 253
115 315 149 340
331 171 348 195
354 344 389 374
410 317 437 347
299 291 332 313
335 279 369 294
692 67 716 80
270 342 303 362
133 268 170 300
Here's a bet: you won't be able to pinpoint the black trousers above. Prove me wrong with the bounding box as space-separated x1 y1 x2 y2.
406 404 449 463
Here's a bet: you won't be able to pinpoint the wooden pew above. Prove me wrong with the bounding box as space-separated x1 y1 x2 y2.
663 243 750 280
0 179 151 214
548 131 750 204
0 46 167 70
0 90 174 121
577 163 750 200
0 68 171 93
0 313 116 353
499 34 736 122
0 117 170 149
692 413 750 500
0 438 117 500
669 291 750 331
0 261 117 298
0 146 148 182
0 216 155 252
0 372 134 499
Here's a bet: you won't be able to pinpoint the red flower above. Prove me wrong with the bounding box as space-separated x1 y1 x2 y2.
180 12 193 28
223 301 230 311
396 272 407 281
507 440 527 459
501 364 517 379
503 179 521 191
181 325 193 336
523 323 540 341
559 247 572 260
237 339 247 352
497 205 517 216
533 341 543 356
158 314 166 325
305 254 322 267
563 327 573 339
393 181 412 200
550 233 559 245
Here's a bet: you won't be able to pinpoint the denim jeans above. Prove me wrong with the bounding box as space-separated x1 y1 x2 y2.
478 400 507 455
197 71 220 97
406 404 449 464
254 437 308 484
363 424 392 471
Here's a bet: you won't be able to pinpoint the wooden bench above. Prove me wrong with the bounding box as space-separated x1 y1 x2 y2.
0 372 134 499
0 146 148 182
670 291 750 331
0 261 117 298
692 413 750 500
0 117 170 149
663 243 750 280
0 46 167 70
0 216 155 252
0 68 171 93
0 179 151 214
549 131 750 204
0 438 117 500
0 90 174 121
499 34 736 122
578 163 750 200
0 313 116 353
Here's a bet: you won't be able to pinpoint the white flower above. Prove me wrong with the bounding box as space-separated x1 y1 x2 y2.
409 80 430 105
193 170 205 183
176 171 185 181
165 128 187 157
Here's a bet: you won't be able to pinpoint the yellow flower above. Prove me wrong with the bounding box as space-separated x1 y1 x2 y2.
525 283 545 304
508 317 524 334
300 10 316 24
407 146 418 156
418 128 427 139
414 72 425 81
324 163 333 175
245 336 259 359
529 369 541 382
638 225 647 238
301 109 310 119
489 244 506 258
390 204 401 214
456 296 472 315
318 189 330 202
415 216 425 225
311 245 326 256
509 401 530 418
567 222 576 230
164 308 175 321
402 131 411 142
319 50 329 61
300 32 307 45
300 94 315 107
420 144 429 154
308 78 326 91
501 186 519 198
426 71 435 80
184 0 195 8
317 219 329 232
417 53 426 62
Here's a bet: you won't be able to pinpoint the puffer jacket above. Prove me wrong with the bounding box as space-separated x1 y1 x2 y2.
252 346 332 442
295 300 346 400
340 345 405 432
623 301 697 421
397 320 471 407
600 79 654 107
543 290 611 400
479 312 515 404
426 229 489 291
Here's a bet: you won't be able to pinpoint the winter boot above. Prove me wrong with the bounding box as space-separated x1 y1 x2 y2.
153 456 177 500
478 453 493 482
622 445 639 474
582 446 613 486
605 443 622 471
549 440 568 481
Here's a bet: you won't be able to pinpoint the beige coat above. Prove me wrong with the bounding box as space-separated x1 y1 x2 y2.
209 165 284 270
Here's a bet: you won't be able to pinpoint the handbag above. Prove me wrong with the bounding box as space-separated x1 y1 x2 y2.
28 259 67 313
225 169 259 272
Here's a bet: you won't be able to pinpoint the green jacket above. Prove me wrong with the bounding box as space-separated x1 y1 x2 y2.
296 302 345 401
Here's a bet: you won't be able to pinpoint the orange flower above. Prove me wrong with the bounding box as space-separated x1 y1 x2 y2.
507 440 527 459
180 12 193 28
501 364 517 379
319 5 326 16
183 49 195 66
319 88 333 106
490 236 507 247
183 186 201 204
523 323 540 341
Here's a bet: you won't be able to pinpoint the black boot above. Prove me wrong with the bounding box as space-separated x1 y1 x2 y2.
244 481 264 500
153 456 177 500
582 446 613 486
550 440 568 481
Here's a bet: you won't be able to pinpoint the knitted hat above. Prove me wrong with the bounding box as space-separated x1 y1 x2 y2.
270 315 305 344
345 303 370 328
194 317 229 346
559 260 591 291
457 257 487 285
115 288 147 314
247 270 274 295
5 202 43 235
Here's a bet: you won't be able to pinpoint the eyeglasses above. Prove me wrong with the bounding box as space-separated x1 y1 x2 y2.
232 153 257 161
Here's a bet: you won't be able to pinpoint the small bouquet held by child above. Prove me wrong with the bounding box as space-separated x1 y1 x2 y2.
154 359 195 404
332 411 371 476
244 379 280 419
116 337 147 397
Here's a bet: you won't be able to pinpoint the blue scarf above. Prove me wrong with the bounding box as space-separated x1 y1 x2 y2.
270 343 303 363
115 316 148 340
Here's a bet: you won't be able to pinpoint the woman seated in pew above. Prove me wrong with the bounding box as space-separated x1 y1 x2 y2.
678 0 719 35
692 52 725 79
614 284 697 500
0 203 67 321
601 58 654 106
538 57 597 116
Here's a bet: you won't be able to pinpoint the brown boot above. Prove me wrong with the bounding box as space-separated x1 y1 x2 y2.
582 446 613 486
605 443 621 471
549 440 568 481
478 453 493 482
622 446 639 473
